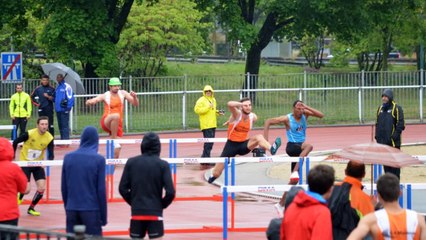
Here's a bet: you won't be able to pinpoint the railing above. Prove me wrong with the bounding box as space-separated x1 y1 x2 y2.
0 224 123 240
0 70 424 135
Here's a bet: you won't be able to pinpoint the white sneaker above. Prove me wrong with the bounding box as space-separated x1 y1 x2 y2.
114 142 121 148
289 171 299 184
274 203 284 217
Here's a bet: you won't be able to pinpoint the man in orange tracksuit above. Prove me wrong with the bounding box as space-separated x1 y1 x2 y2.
86 78 139 158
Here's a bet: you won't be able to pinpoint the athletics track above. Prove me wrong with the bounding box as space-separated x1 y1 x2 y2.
16 124 426 239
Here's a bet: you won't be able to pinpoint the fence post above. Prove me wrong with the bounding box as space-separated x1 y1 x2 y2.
420 69 424 122
182 74 187 130
359 70 365 123
129 75 133 131
303 71 307 100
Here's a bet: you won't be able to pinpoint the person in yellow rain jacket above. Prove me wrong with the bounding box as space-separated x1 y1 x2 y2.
194 85 224 167
9 84 32 138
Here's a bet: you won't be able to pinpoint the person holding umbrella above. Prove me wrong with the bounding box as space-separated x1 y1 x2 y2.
85 78 139 158
55 73 74 141
31 74 55 158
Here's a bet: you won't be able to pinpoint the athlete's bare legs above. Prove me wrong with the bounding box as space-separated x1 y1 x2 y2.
104 113 121 158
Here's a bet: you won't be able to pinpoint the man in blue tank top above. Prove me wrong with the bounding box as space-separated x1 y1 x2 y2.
264 100 324 216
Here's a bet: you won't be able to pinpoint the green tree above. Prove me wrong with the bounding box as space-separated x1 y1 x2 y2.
0 0 28 32
0 10 46 79
299 34 326 70
38 0 141 78
118 0 208 78
195 0 368 101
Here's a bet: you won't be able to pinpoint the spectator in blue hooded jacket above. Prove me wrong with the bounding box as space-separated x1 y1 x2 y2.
61 126 107 236
55 74 74 140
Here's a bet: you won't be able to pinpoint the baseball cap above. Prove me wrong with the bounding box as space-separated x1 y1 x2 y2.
108 77 122 86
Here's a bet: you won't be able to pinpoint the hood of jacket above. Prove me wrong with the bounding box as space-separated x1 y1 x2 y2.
141 132 161 156
79 126 99 153
203 85 214 97
292 191 326 208
382 89 394 102
0 137 14 162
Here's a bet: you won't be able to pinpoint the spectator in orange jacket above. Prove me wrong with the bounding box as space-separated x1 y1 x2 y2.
343 161 375 217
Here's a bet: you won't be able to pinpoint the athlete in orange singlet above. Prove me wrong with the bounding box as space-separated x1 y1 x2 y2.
86 78 139 158
348 173 426 240
208 98 282 183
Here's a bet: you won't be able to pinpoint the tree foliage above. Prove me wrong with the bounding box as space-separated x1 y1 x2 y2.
118 0 208 78
38 0 140 78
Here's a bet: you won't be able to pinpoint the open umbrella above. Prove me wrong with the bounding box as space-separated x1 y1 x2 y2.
326 142 422 194
325 142 421 168
41 63 85 94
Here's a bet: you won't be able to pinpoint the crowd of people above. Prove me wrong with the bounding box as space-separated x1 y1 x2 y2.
2 79 425 239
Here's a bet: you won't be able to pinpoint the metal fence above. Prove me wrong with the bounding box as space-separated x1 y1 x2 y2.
0 70 424 136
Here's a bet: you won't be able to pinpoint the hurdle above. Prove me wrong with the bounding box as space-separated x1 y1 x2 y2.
14 136 426 238
0 125 16 139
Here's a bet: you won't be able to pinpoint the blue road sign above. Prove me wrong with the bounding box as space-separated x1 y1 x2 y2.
1 52 23 82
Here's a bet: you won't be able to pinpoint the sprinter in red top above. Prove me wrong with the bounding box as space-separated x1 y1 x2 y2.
208 98 282 183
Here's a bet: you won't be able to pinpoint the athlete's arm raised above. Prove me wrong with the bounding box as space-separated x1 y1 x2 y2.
298 102 324 119
227 101 242 122
123 90 139 106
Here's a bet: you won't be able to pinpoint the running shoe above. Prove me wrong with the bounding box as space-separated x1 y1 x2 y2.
27 208 41 216
208 176 217 184
270 137 282 155
114 142 121 148
274 203 284 218
289 171 299 185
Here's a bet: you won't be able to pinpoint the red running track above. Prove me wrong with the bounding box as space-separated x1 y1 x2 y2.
17 124 426 239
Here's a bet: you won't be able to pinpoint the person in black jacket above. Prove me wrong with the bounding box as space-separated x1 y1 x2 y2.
375 89 405 179
119 132 175 239
31 74 55 157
